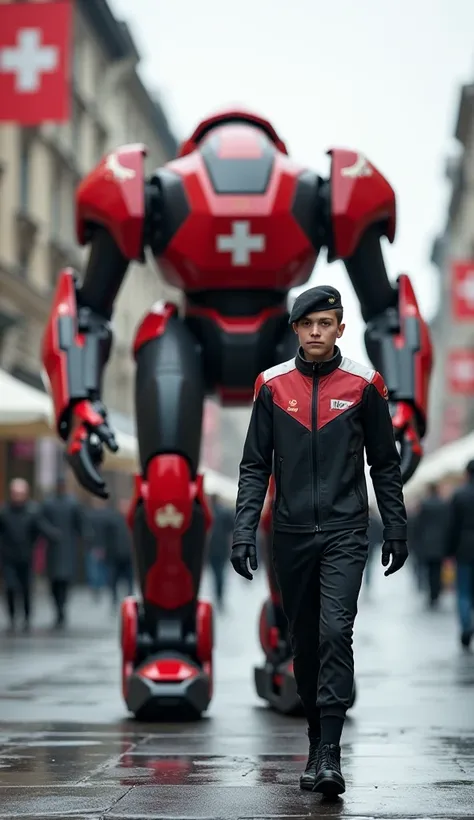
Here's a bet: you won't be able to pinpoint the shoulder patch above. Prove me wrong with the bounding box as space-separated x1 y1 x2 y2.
339 357 375 383
262 358 296 383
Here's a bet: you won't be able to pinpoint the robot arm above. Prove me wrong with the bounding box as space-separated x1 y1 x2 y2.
323 149 433 483
41 145 150 497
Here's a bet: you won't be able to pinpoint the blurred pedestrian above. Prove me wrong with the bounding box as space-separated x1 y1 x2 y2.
445 460 474 649
207 495 234 612
231 286 408 796
83 498 109 601
413 483 449 608
0 478 59 632
41 476 85 628
105 499 134 609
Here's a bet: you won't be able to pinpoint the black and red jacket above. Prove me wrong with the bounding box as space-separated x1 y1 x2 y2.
233 346 407 544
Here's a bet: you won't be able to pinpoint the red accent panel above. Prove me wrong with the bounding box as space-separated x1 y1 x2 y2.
159 151 316 292
185 304 285 335
196 601 213 663
372 371 388 399
396 274 432 423
133 302 178 356
138 658 199 683
254 373 266 401
328 148 396 259
41 268 77 432
392 403 422 456
269 369 312 431
178 107 288 156
76 144 147 260
317 368 365 430
121 597 137 663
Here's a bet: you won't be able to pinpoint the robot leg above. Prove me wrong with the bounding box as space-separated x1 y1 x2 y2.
121 305 213 720
253 478 303 714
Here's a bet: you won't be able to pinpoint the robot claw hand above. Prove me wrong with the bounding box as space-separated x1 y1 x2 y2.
390 401 422 484
66 400 118 498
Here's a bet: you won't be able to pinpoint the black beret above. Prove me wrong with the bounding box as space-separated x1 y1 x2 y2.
289 286 343 324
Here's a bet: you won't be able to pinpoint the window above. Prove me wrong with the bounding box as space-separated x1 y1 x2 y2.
19 132 31 213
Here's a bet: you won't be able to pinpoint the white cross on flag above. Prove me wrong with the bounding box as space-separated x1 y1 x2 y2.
448 350 474 394
452 261 474 319
0 2 72 124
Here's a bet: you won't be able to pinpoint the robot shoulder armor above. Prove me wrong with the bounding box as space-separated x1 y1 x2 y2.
327 148 396 260
76 144 148 261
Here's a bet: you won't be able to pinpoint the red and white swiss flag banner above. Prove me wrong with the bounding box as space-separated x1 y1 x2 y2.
452 261 474 320
448 349 474 394
0 1 72 124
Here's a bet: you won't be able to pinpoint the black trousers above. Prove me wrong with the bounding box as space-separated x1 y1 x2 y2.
4 562 31 624
272 528 368 726
50 579 69 623
426 559 442 604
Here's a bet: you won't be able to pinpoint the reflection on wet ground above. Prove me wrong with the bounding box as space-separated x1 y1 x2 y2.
0 570 472 817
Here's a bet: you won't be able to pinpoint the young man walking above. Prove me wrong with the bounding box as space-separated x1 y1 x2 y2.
231 285 408 797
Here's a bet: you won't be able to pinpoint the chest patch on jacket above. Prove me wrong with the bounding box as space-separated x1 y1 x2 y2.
330 399 354 410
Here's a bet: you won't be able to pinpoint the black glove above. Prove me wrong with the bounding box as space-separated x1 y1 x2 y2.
66 399 118 499
231 543 258 581
381 540 408 577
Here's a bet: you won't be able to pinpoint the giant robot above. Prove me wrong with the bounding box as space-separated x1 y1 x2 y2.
41 109 432 719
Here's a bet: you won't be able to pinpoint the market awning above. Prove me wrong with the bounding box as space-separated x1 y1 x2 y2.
0 369 239 496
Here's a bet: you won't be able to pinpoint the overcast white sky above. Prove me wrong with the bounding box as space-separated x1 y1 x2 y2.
111 0 474 364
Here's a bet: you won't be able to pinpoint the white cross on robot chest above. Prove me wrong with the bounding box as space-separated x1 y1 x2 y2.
216 220 266 266
0 29 59 93
457 270 474 307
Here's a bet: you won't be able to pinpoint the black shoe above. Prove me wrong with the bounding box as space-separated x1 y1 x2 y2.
313 743 345 797
461 630 472 649
299 732 320 790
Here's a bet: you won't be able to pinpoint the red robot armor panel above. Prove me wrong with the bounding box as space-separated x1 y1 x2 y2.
178 107 289 156
157 123 319 293
76 144 147 261
328 149 396 261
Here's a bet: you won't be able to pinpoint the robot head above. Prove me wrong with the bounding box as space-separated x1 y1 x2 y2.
178 107 288 157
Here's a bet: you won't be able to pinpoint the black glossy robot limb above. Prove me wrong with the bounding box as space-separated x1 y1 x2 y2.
343 226 432 482
122 308 214 720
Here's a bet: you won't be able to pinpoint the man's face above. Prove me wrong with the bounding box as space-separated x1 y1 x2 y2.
10 479 29 505
293 310 345 361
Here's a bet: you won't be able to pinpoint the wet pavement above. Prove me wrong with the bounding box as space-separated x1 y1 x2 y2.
0 564 472 818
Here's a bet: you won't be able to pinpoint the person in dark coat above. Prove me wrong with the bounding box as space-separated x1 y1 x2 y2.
41 477 85 628
414 483 450 607
207 495 234 612
0 478 60 632
82 498 109 601
104 499 134 608
446 460 474 649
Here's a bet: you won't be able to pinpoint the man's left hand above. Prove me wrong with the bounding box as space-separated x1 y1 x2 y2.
381 540 408 577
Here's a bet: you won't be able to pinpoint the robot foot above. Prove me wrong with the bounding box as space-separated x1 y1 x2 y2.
121 596 213 721
254 661 357 716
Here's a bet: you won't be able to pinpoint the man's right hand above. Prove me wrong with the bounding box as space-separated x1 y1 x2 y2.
231 543 258 581
66 400 118 499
